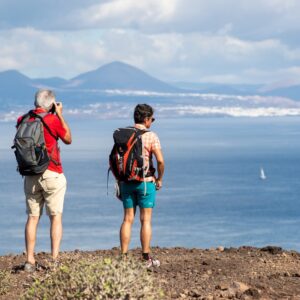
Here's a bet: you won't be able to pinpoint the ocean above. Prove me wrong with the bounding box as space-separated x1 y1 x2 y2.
1 117 300 255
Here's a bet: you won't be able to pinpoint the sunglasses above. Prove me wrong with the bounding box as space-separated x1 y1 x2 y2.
148 117 155 122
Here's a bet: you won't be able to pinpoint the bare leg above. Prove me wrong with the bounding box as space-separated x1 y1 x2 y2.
120 208 135 253
25 215 40 264
140 208 152 253
50 214 63 260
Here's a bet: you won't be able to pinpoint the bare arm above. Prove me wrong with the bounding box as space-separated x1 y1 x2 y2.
54 102 72 144
152 148 164 190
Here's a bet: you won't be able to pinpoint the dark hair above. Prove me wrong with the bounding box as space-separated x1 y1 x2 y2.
134 104 154 123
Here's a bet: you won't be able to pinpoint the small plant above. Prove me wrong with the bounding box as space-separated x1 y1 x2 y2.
23 256 164 299
0 269 11 295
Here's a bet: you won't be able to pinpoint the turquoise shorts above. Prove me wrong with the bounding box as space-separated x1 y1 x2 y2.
120 181 156 209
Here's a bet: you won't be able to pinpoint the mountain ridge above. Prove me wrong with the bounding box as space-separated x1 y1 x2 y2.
0 61 299 107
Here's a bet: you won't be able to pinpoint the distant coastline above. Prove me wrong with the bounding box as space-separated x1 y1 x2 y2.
1 61 300 121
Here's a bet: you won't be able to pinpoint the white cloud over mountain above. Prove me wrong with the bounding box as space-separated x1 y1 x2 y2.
0 0 300 84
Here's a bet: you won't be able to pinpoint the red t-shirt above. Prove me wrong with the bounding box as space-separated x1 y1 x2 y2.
17 108 67 173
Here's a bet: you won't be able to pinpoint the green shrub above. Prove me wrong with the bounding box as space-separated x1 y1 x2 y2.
23 256 164 299
0 269 11 295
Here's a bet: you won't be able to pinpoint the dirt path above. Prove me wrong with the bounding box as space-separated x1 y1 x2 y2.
1 246 300 299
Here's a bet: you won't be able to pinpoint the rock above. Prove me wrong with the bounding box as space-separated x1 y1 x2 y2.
219 290 232 298
240 295 253 300
216 283 229 291
284 271 291 277
188 289 201 298
260 246 283 255
201 274 210 279
217 246 225 252
243 287 260 298
229 281 250 295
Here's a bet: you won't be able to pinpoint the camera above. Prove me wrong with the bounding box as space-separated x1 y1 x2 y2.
50 104 56 114
50 102 61 114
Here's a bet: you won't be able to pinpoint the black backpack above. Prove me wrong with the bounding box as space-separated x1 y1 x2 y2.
109 127 154 182
12 110 57 176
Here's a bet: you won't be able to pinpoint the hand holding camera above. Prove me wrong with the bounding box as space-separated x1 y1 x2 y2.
55 102 63 116
50 101 63 116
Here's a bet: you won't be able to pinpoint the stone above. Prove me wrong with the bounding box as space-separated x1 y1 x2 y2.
243 287 260 298
216 283 229 291
217 246 225 252
230 281 250 293
188 289 201 298
260 246 283 255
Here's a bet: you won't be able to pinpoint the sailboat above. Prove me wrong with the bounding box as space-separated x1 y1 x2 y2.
260 167 266 180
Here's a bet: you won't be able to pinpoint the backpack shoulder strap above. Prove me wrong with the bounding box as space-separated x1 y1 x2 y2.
127 126 149 138
16 112 31 128
136 129 148 139
28 111 58 140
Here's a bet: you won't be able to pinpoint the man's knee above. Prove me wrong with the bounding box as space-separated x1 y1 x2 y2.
140 208 152 223
27 215 40 223
123 215 134 224
140 218 152 226
49 213 62 224
123 209 135 224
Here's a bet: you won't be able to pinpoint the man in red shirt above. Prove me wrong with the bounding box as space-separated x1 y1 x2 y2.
18 89 72 272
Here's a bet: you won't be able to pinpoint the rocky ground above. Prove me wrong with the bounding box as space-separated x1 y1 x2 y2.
1 246 300 299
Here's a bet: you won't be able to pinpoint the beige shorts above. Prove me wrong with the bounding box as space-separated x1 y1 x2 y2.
24 169 67 216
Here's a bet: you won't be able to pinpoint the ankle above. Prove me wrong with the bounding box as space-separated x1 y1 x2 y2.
27 258 35 264
52 255 58 260
142 253 150 260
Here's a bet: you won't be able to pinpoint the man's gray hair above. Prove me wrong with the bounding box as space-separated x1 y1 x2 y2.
34 89 56 111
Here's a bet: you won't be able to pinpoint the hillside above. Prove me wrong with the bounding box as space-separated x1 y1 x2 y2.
70 61 180 92
1 246 300 299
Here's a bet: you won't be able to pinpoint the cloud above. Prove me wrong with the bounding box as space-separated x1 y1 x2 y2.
0 0 300 85
0 28 107 77
1 26 300 84
1 0 300 39
0 0 177 31
75 0 176 28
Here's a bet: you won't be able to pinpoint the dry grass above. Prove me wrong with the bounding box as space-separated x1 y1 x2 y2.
23 256 164 299
0 269 11 295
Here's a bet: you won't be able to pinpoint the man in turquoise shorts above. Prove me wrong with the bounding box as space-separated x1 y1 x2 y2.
119 104 164 267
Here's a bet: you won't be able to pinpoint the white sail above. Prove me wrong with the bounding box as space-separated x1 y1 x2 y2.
260 167 266 180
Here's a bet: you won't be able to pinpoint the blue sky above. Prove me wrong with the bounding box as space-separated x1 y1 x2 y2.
0 0 300 86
